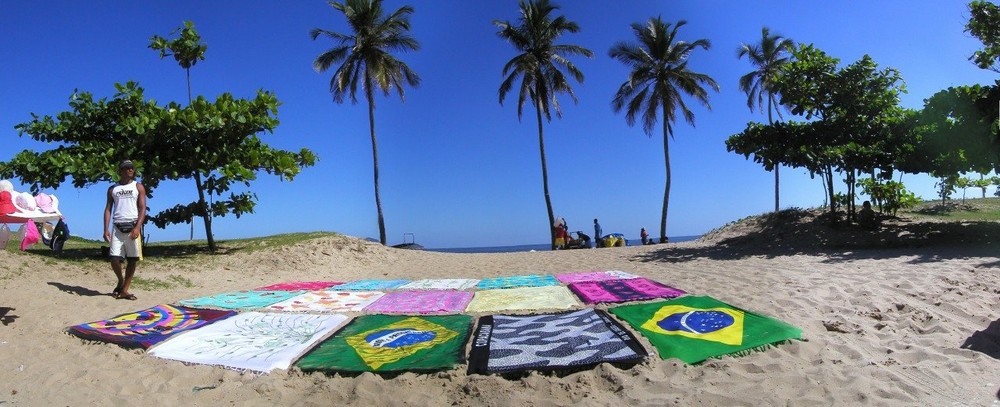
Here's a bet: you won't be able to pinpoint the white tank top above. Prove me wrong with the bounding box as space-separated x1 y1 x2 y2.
111 181 140 222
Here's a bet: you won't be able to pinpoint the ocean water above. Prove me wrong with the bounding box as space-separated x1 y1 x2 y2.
430 235 700 254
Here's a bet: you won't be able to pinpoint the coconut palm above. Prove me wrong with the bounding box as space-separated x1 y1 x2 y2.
609 18 719 243
494 0 593 249
311 0 421 245
738 27 794 213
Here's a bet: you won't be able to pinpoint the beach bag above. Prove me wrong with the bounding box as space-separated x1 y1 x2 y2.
51 219 70 253
20 221 39 251
114 220 137 234
0 224 10 248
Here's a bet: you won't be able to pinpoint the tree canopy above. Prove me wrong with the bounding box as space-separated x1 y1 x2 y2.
4 81 317 244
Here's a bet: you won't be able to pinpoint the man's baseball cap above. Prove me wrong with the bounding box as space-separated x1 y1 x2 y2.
119 160 134 169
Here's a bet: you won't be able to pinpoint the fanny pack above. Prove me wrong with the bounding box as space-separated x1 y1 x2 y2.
114 221 137 234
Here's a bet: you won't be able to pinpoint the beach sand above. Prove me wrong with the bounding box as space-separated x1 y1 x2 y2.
1 215 999 406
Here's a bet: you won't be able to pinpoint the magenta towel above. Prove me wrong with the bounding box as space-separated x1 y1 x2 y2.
255 281 343 291
363 290 474 315
556 271 631 284
568 278 686 304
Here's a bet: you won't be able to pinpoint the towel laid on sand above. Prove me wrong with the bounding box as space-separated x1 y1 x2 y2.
555 270 639 284
464 286 579 313
267 290 384 313
467 309 647 375
475 274 559 290
148 312 349 373
178 290 305 310
255 281 343 291
609 295 802 364
398 278 480 290
296 314 472 373
67 304 235 349
568 277 686 304
363 290 473 315
333 279 410 291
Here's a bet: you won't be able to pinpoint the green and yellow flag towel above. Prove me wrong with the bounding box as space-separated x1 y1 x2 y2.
609 295 802 364
295 314 472 373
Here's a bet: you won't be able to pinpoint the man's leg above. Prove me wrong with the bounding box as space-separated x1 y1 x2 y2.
120 259 137 297
110 257 124 294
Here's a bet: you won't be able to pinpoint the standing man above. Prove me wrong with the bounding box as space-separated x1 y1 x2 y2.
103 160 146 300
593 218 602 248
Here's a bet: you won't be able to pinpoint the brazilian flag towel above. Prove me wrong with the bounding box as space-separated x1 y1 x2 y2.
609 295 802 364
295 314 473 373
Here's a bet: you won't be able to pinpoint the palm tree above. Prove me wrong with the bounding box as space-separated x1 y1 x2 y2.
311 0 421 245
494 0 593 250
609 18 718 244
737 27 794 213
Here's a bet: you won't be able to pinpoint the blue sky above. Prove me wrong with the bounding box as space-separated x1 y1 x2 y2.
1 1 997 249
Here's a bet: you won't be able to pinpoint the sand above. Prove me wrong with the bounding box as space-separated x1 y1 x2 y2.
1 219 999 406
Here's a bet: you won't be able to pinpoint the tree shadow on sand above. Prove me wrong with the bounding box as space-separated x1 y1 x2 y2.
0 307 18 326
961 318 1000 360
631 209 1000 265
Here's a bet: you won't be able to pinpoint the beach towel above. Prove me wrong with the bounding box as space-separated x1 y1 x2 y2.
67 304 236 349
296 314 473 373
267 290 384 313
148 312 349 373
255 281 343 291
398 278 480 290
475 274 559 290
464 286 579 313
177 290 304 310
363 290 473 315
609 296 803 364
555 270 638 284
568 278 686 305
467 309 647 375
333 279 410 291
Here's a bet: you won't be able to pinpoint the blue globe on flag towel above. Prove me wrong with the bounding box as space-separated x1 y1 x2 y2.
366 328 437 349
657 310 734 334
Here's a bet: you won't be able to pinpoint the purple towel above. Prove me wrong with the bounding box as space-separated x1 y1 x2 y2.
363 290 474 315
568 278 686 304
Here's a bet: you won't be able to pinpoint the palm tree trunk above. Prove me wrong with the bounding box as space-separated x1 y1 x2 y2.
366 77 387 245
660 105 671 244
534 101 556 250
768 93 779 212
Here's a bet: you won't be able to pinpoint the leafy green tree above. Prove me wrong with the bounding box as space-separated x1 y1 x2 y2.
966 0 1000 72
610 18 718 243
5 82 317 250
737 27 794 212
149 21 218 248
311 0 421 246
494 0 593 249
149 21 206 104
766 45 907 217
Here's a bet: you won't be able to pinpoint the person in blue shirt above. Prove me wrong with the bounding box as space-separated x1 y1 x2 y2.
593 218 602 248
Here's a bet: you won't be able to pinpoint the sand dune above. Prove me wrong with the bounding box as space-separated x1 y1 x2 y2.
1 221 999 406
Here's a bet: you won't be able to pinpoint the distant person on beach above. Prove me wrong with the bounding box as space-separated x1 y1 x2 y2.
857 200 878 230
103 160 146 300
594 218 602 248
640 227 649 245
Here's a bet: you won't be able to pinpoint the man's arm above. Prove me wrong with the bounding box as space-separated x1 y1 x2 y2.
103 186 114 242
131 183 147 240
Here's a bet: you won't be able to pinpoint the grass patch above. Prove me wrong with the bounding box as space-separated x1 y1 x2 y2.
22 231 341 261
901 197 1000 221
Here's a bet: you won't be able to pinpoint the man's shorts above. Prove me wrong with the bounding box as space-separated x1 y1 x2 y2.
109 228 142 260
